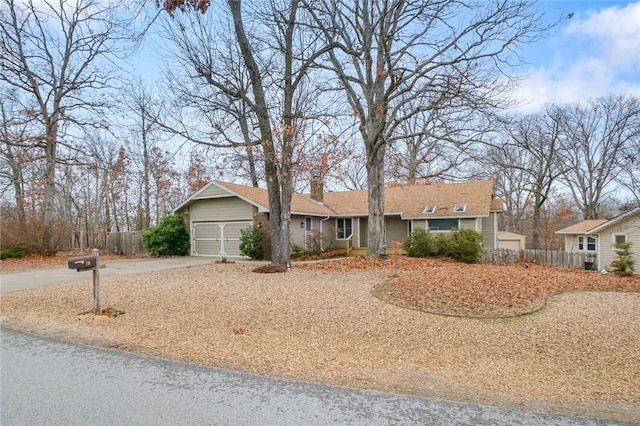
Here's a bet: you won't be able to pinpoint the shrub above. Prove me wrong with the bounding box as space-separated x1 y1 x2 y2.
142 214 190 256
239 226 264 260
403 228 437 257
445 228 483 263
404 228 483 263
0 245 25 260
291 244 309 258
610 242 635 276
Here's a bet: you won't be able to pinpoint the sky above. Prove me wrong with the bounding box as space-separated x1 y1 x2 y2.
513 0 640 111
133 1 640 114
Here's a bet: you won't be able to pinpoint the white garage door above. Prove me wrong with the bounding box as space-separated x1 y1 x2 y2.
192 221 252 257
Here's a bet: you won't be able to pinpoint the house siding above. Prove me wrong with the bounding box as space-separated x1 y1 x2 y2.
195 184 232 199
599 213 640 272
385 216 408 246
460 218 476 230
481 213 496 249
189 198 254 222
564 235 579 251
290 215 307 249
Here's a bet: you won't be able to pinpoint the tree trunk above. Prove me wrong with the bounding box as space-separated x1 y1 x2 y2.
42 135 57 255
366 141 386 255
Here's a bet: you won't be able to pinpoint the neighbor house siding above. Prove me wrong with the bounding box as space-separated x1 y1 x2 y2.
385 216 407 246
563 235 579 252
599 213 640 272
481 213 496 249
189 198 254 222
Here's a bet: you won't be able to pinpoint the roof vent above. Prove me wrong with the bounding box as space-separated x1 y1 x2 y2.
423 205 436 214
453 204 466 213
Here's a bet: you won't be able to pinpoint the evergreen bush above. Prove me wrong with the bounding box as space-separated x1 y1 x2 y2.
239 226 264 260
0 245 25 260
404 228 483 263
610 242 635 276
402 228 437 257
445 228 483 263
142 214 190 256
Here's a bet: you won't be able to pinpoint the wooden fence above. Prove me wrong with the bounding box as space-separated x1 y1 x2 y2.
482 248 594 269
106 231 147 256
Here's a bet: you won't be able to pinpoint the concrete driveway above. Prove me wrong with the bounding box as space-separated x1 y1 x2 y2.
0 257 216 294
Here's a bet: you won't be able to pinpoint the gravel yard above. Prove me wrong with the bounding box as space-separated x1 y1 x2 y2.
1 257 639 422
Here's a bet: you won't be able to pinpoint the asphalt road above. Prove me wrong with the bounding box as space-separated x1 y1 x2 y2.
1 328 634 426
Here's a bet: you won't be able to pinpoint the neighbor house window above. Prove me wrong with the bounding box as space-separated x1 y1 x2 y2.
613 233 627 246
305 217 312 232
428 218 459 231
453 204 467 213
578 236 597 251
423 205 436 214
336 218 352 239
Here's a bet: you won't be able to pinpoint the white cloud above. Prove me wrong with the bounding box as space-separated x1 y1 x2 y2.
513 1 640 112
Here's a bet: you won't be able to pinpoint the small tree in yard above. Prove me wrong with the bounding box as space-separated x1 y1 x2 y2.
143 214 190 256
239 227 264 260
611 242 635 276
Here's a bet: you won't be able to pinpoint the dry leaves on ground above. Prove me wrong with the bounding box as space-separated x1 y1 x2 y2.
299 256 640 318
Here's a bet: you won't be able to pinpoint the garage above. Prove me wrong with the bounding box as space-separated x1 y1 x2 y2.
192 221 252 257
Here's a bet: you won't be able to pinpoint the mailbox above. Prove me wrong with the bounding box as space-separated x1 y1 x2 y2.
68 255 97 271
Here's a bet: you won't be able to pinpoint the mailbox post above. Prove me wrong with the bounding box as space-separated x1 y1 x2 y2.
67 248 100 314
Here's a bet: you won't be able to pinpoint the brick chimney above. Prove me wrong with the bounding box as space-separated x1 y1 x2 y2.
310 174 324 203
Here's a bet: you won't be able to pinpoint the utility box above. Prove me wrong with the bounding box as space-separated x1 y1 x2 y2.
68 256 97 271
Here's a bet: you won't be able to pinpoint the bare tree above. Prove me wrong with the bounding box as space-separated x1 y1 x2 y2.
0 92 32 226
156 10 264 187
616 133 640 207
501 108 564 249
159 0 334 265
117 81 168 230
386 93 484 183
305 0 552 255
1 0 131 253
558 95 640 219
482 144 533 236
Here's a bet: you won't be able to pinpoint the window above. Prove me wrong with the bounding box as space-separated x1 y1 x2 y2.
423 205 436 214
578 236 597 251
428 219 459 231
305 217 312 232
613 233 627 246
453 204 466 213
336 218 352 239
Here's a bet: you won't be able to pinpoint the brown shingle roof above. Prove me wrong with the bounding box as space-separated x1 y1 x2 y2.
217 180 497 218
555 219 608 235
217 181 334 215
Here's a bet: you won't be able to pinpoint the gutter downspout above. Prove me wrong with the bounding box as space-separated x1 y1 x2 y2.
320 214 331 251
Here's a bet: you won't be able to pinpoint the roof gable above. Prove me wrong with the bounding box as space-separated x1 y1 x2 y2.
556 219 609 235
555 208 640 235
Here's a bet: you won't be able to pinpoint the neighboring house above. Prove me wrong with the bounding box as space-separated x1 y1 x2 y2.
556 207 640 272
497 231 526 250
173 179 504 258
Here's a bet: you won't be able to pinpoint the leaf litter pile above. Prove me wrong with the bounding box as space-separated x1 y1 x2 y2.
300 256 640 318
